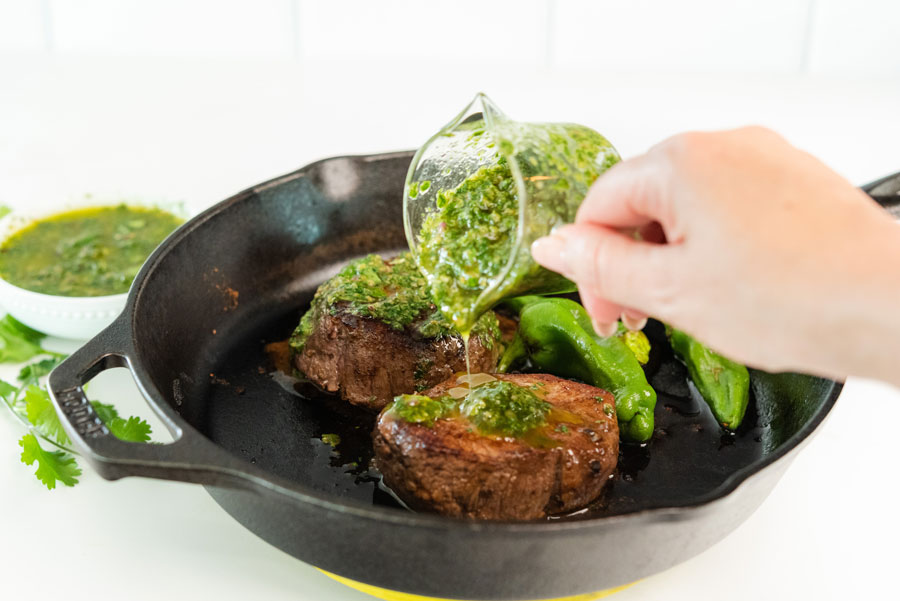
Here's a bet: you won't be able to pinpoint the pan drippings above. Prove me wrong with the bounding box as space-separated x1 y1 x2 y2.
200 311 764 521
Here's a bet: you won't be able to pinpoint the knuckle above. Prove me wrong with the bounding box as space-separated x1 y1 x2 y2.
569 230 617 300
643 255 681 317
665 131 706 157
655 131 711 171
584 234 616 297
736 125 779 140
587 236 637 302
729 126 789 154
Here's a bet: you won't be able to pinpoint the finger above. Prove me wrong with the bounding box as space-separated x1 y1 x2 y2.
533 223 669 313
530 232 571 277
621 310 648 331
637 221 666 244
575 151 669 230
578 288 625 336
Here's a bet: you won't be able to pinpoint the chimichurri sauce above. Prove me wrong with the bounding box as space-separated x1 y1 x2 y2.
413 122 620 334
416 160 518 334
459 380 550 436
289 252 500 354
388 393 456 428
388 380 551 439
0 205 183 297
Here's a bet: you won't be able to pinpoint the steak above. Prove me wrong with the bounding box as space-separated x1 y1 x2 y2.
373 373 619 520
294 309 498 411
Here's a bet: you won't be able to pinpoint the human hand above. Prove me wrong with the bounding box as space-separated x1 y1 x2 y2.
531 127 900 383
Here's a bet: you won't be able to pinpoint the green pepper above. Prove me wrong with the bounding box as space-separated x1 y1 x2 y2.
617 322 651 365
499 297 657 442
501 295 544 315
668 328 750 430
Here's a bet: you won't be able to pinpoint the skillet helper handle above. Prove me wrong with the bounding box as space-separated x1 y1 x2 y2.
48 317 254 488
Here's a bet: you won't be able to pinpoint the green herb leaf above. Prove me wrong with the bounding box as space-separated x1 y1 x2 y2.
17 356 64 387
0 378 18 402
0 315 47 363
89 401 152 442
18 433 81 490
106 415 152 442
0 377 25 419
24 385 69 446
89 401 119 424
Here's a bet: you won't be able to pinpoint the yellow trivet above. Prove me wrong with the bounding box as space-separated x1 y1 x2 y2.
319 569 634 601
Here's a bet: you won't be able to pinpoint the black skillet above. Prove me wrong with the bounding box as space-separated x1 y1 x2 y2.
48 154 900 600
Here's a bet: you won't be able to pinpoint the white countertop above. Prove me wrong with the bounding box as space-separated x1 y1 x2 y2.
1 57 899 601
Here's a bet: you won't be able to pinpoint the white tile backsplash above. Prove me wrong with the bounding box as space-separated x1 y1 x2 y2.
49 0 294 58
0 0 46 52
298 0 549 64
552 0 812 74
808 0 900 77
0 0 897 80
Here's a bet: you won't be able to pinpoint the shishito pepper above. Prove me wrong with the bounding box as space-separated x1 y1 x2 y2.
668 327 750 430
499 296 657 442
617 322 651 365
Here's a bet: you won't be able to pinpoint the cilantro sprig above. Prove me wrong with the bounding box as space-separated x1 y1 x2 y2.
0 315 154 489
19 433 81 490
89 401 152 443
0 315 65 363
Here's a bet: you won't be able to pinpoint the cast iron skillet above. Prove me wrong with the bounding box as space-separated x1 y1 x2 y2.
48 154 900 601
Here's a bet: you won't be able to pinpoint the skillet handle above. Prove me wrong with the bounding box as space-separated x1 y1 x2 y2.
863 170 900 218
47 316 259 490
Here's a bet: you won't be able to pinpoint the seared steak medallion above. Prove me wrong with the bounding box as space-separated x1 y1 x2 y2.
290 253 501 411
373 373 619 520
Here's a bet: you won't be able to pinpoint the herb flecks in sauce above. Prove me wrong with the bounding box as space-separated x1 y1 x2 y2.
289 253 499 352
413 122 620 333
417 161 518 333
388 394 456 427
390 380 553 440
321 433 341 447
459 380 551 437
0 205 183 297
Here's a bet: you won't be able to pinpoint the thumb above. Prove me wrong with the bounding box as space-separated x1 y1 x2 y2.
531 223 670 315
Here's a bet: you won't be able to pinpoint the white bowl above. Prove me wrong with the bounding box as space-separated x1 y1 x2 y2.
0 199 187 340
0 278 127 340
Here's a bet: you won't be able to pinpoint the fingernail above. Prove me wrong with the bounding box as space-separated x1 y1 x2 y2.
531 234 570 277
621 313 648 331
592 319 619 338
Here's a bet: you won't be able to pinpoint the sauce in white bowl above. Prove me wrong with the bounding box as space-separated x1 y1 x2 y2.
0 201 186 339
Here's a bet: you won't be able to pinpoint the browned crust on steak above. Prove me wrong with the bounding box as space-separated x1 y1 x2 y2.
496 313 519 344
294 312 498 411
373 373 618 520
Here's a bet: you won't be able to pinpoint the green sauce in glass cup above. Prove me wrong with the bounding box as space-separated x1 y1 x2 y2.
405 93 621 336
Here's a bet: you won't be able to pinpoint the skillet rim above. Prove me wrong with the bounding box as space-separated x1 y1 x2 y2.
122 150 844 533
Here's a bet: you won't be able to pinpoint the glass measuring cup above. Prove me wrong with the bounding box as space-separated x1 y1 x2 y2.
404 93 621 334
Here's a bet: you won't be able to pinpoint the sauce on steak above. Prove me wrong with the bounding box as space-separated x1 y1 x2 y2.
373 373 619 520
290 254 501 410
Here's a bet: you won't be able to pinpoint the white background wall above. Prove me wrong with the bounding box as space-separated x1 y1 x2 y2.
1 0 899 216
1 0 899 76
